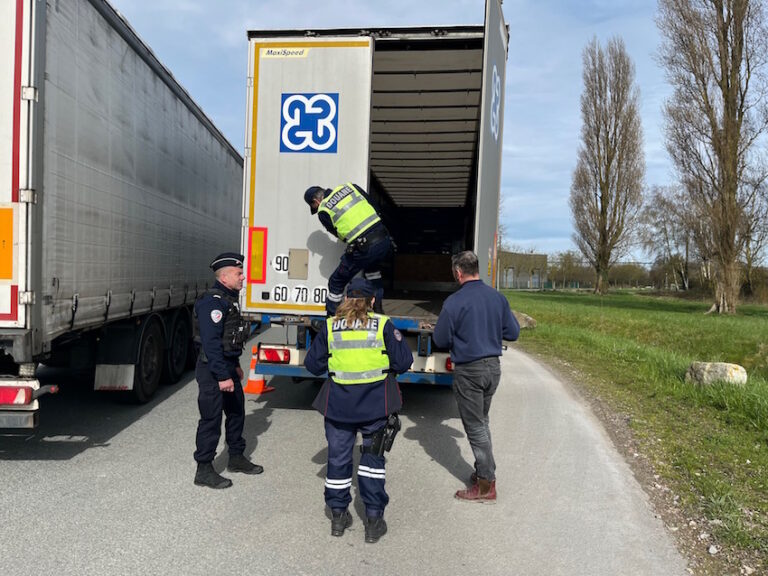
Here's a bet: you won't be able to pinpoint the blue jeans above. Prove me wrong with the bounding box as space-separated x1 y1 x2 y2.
452 357 501 481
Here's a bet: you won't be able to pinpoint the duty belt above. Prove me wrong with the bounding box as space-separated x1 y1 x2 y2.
352 226 388 247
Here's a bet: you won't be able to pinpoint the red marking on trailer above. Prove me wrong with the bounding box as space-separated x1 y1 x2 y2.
11 0 23 203
0 285 19 321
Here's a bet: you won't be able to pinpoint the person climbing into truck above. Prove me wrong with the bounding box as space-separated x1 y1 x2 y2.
304 183 392 316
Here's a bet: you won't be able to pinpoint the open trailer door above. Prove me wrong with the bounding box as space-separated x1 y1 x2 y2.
475 0 509 286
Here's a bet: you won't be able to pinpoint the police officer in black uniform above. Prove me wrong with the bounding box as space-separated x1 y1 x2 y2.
193 252 263 489
304 183 392 316
305 278 413 543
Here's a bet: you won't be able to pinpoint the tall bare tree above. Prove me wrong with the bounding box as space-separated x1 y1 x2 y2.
570 37 645 294
640 185 693 290
657 0 768 313
743 187 768 294
497 193 511 252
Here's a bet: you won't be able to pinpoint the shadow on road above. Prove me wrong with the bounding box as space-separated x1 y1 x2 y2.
0 366 193 461
311 441 369 523
302 381 473 519
252 376 320 410
214 390 276 470
211 375 320 470
401 384 473 483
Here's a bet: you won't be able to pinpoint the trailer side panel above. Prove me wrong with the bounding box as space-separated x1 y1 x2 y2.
39 0 242 342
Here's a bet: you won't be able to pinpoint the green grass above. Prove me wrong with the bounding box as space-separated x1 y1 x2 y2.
505 291 768 557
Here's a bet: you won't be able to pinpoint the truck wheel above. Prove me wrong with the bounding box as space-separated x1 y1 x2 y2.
162 314 190 384
131 321 164 403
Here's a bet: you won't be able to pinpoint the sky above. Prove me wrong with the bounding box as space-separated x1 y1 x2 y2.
109 0 674 258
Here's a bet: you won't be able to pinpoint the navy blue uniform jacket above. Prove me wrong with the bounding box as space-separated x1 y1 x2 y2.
305 318 413 423
432 279 520 364
195 281 243 381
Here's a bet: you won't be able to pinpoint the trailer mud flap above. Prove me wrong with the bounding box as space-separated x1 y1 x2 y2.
94 364 135 391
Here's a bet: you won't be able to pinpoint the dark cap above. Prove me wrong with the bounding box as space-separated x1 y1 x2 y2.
346 277 375 298
304 186 325 214
210 252 244 271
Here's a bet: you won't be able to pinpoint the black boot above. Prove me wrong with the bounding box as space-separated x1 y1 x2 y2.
227 453 264 475
194 462 232 489
331 509 352 537
364 516 387 543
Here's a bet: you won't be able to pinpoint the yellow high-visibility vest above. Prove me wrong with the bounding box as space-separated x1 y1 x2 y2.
326 313 390 385
317 183 381 243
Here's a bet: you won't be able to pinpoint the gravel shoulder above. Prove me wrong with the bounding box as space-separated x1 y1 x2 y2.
520 345 760 576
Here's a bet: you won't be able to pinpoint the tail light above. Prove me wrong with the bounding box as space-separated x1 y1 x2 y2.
0 386 32 405
257 346 290 364
0 384 58 405
445 358 453 372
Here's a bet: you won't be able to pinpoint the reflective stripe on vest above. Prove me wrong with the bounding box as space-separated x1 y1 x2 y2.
326 313 390 385
317 183 381 242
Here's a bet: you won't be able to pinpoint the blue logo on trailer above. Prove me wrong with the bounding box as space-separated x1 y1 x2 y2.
280 93 339 153
489 64 501 142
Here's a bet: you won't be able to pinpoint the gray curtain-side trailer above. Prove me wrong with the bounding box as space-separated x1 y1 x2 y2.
0 0 243 427
240 0 508 385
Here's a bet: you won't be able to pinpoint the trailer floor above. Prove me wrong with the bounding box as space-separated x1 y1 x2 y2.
381 290 448 321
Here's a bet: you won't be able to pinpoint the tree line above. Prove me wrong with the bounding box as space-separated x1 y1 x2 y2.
567 0 768 313
541 250 768 297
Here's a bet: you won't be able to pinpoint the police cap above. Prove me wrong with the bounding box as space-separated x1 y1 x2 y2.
210 252 244 271
346 277 375 298
304 186 326 214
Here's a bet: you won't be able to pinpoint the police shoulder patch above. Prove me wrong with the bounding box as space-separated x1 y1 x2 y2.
210 309 223 323
393 328 403 341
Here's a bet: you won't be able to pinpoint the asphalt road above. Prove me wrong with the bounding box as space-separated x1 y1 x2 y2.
0 345 688 576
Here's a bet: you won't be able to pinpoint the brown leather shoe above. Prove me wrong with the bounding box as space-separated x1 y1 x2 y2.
455 478 496 503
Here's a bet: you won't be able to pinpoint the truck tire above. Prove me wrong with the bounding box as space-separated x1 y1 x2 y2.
162 313 191 384
131 321 164 403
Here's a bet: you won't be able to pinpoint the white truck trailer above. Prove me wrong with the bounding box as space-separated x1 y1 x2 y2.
240 0 508 385
0 0 243 428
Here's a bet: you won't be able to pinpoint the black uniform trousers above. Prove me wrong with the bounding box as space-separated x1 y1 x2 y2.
326 233 391 315
193 358 246 463
324 417 389 517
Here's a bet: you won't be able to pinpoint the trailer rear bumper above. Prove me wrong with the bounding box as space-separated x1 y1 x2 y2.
254 363 318 379
251 362 452 386
0 410 38 428
398 372 453 385
253 342 454 385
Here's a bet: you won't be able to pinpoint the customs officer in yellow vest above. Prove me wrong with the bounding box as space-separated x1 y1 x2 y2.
304 183 392 316
304 278 413 543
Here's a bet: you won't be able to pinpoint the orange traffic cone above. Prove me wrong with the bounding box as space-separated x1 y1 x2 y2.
243 356 275 394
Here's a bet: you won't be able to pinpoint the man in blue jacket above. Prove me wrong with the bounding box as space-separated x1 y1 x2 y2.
305 277 413 543
432 251 520 503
